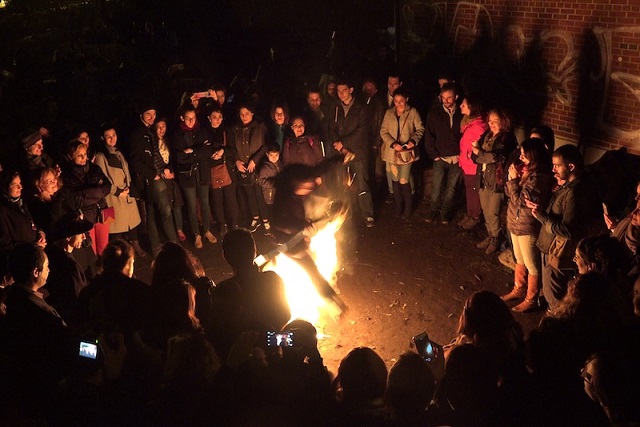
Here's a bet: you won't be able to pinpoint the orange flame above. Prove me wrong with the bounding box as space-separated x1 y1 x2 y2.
264 215 345 326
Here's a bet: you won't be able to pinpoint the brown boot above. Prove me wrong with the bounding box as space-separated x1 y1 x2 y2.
501 264 527 301
512 274 540 312
131 240 148 258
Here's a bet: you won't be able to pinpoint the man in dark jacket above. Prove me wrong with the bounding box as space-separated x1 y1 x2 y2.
303 87 331 155
527 144 590 312
127 101 177 256
361 77 388 197
424 83 463 223
329 78 375 227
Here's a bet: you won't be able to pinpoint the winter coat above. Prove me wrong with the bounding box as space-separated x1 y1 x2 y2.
257 160 281 205
379 105 424 164
228 120 268 167
459 116 487 175
172 122 213 188
505 169 554 236
471 131 517 193
424 104 462 159
127 121 160 195
93 146 142 234
328 98 369 161
282 135 324 167
208 126 238 183
61 163 111 224
535 177 590 269
0 196 39 276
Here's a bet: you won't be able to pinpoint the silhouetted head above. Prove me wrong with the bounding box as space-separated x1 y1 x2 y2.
337 347 388 403
101 239 134 277
386 352 435 420
222 228 256 271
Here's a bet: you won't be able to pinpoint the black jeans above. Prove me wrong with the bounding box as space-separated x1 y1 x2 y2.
211 182 240 228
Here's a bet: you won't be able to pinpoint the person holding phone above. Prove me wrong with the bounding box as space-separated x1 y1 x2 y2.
502 138 554 312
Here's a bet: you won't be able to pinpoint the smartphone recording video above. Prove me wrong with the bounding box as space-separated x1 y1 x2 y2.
413 332 436 362
266 331 295 347
79 339 99 360
193 91 210 100
413 331 445 381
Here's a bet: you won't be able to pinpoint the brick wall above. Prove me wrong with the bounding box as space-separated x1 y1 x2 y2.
400 0 640 155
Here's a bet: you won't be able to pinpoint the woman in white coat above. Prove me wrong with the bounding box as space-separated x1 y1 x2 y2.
93 123 146 257
379 88 425 218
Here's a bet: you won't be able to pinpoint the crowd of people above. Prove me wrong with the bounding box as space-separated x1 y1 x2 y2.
1 67 640 425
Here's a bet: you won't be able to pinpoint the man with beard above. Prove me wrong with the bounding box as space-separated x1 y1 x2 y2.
526 144 590 312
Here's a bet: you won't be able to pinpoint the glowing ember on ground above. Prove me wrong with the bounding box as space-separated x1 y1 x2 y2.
264 216 345 326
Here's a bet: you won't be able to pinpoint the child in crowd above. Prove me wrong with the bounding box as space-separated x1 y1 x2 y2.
257 144 282 232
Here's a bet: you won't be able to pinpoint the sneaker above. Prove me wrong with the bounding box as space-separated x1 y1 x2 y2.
177 229 187 242
476 236 492 250
366 217 375 228
249 219 260 232
424 212 437 223
204 230 217 244
462 217 480 230
263 221 271 231
485 237 499 255
441 217 450 225
194 234 203 249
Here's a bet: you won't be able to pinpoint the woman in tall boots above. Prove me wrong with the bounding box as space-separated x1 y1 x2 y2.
379 87 424 219
502 138 554 312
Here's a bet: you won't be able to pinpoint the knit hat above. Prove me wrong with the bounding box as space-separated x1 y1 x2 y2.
21 129 42 149
137 98 157 115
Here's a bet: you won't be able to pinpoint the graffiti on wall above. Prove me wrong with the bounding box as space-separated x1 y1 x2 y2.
591 26 640 140
502 25 578 106
401 1 447 60
449 1 493 43
400 1 640 141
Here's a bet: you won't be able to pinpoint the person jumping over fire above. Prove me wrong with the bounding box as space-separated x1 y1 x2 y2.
267 163 348 314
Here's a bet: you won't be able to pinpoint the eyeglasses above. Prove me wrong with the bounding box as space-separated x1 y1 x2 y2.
42 179 57 185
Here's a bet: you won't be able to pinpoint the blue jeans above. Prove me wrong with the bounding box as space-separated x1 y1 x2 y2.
430 159 462 219
182 183 211 236
146 179 178 252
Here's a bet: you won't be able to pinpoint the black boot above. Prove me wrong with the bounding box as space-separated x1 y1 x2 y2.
392 181 403 216
400 182 412 218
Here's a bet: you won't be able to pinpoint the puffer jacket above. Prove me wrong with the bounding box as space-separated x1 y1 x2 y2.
505 170 554 236
459 116 487 175
471 130 517 193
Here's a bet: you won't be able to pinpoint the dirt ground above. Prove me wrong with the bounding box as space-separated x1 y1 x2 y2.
134 188 544 376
